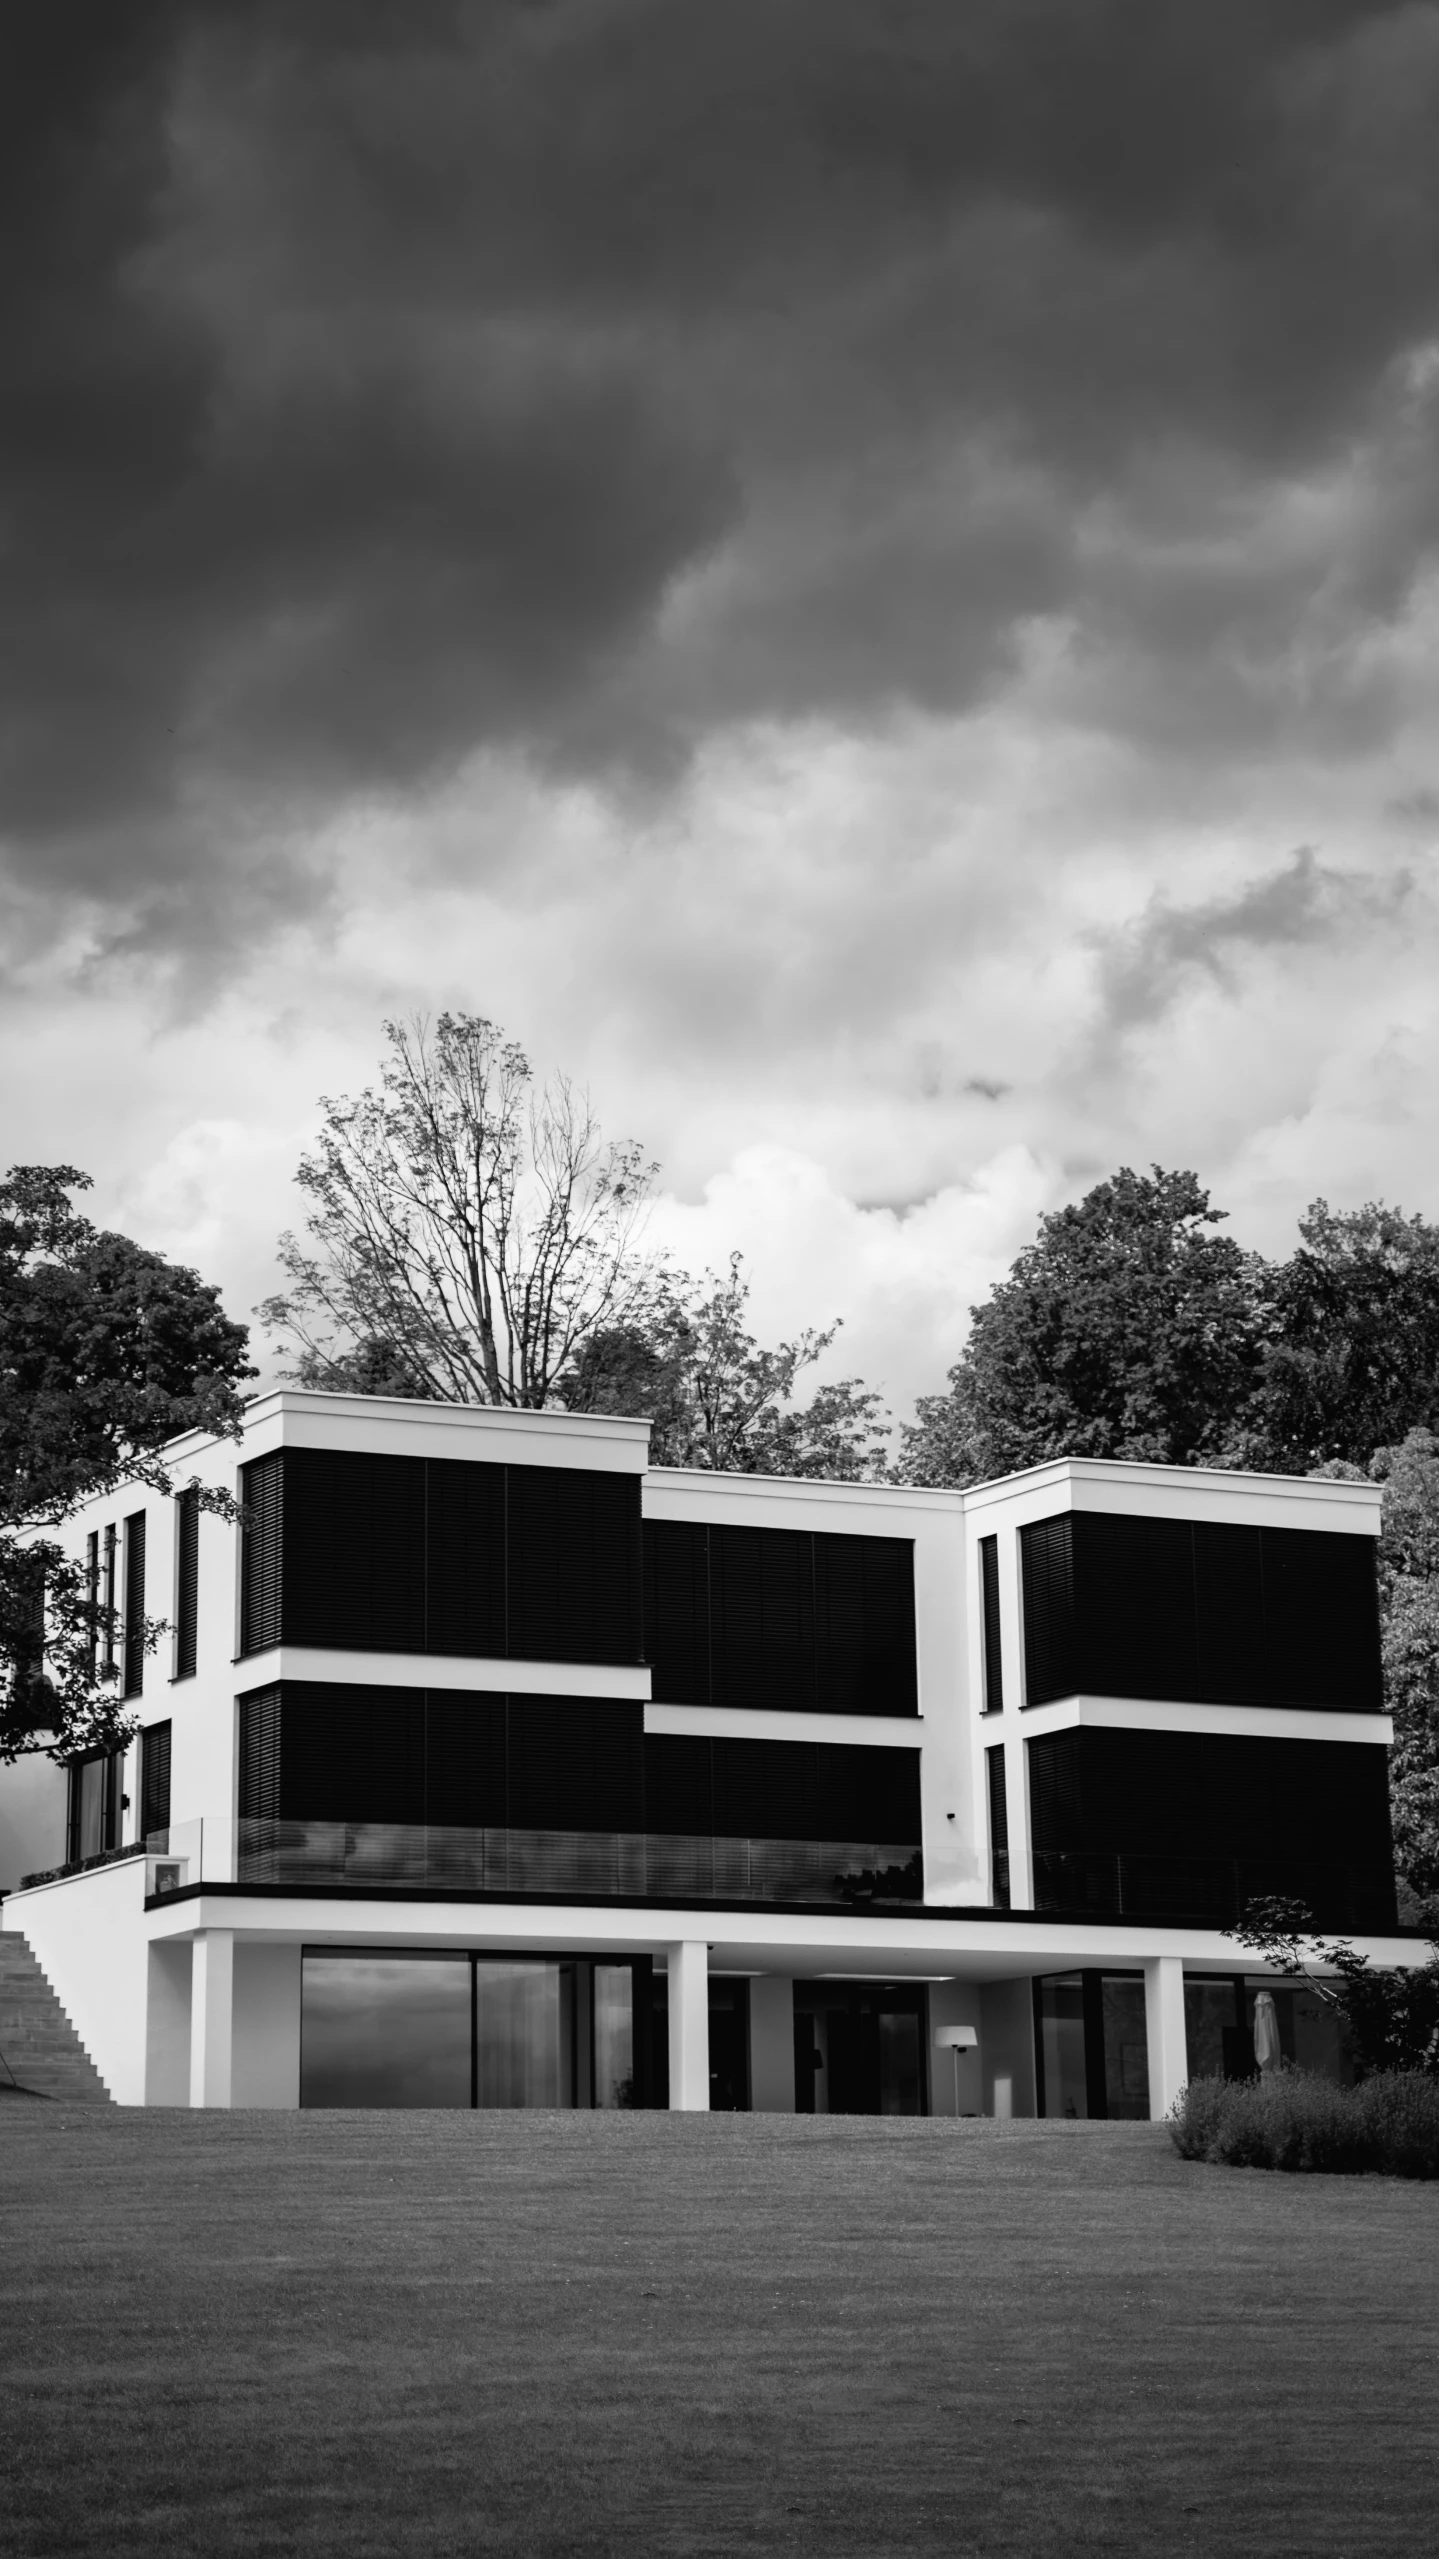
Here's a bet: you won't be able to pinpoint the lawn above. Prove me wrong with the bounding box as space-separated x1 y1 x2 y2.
3 2106 1438 2559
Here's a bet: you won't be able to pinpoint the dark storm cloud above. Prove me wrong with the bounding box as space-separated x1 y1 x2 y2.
5 0 1439 946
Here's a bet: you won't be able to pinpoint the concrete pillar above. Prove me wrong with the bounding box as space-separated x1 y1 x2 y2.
667 1940 709 2110
190 1929 235 2109
748 1976 795 2113
1144 1956 1188 2121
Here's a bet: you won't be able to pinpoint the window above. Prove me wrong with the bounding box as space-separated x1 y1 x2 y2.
85 1532 99 1677
237 1449 642 1666
643 1519 918 1715
1034 1973 1149 2122
986 1743 1010 1910
67 1751 122 1864
237 1682 923 1904
1025 1725 1397 1930
1018 1510 1382 1712
979 1535 1003 1712
140 1722 172 1841
102 1524 117 1677
298 1950 654 2109
121 1512 146 1698
174 1488 200 1679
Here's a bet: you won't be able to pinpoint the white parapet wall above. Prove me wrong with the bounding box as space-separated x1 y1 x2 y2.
3 1859 153 2104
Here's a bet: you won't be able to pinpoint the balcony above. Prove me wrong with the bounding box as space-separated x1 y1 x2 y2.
236 1819 922 1906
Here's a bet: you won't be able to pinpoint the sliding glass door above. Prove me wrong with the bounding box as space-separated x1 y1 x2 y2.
300 1950 651 2109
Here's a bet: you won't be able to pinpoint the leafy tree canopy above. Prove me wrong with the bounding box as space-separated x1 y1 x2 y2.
900 1166 1264 1486
1251 1203 1439 1471
560 1256 891 1481
1 1166 254 1763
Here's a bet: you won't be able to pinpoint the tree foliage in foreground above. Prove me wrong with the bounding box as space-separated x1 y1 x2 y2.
1231 1897 1439 2077
1 1168 254 1763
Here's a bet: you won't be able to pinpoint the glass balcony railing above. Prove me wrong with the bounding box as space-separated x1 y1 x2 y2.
1030 1849 1395 1932
236 1819 923 1906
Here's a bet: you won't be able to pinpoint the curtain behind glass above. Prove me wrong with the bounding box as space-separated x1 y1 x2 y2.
474 1961 574 2109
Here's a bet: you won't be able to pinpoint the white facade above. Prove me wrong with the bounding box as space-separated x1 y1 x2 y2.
0 1392 1415 2119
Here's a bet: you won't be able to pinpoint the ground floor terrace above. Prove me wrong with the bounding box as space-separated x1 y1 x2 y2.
5 1855 1427 2117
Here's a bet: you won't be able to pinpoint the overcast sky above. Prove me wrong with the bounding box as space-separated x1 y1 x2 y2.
4 1 1438 1423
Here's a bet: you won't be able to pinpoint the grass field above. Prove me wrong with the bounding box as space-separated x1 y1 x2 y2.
3 2106 1438 2559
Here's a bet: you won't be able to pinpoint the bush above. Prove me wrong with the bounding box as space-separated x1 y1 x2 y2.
1170 2068 1439 2178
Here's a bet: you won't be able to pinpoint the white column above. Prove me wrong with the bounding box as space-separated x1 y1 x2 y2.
190 1929 235 2109
1144 1955 1188 2121
667 1940 710 2111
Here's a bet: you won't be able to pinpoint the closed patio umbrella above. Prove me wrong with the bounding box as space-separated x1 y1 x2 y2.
1252 1989 1282 2073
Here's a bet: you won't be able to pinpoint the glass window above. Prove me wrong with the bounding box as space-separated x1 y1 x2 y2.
474 1960 574 2110
792 1981 927 2116
301 1954 471 2109
1036 1974 1089 2118
1100 1976 1150 2120
593 1964 635 2109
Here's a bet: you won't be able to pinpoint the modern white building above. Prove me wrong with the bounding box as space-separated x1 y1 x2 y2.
0 1390 1415 2117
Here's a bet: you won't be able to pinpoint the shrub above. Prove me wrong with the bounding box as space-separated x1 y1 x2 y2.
1170 2067 1439 2178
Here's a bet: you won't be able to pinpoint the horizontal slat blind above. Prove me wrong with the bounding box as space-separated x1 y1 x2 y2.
239 1455 284 1656
174 1488 200 1679
1021 1510 1383 1711
980 1535 1003 1713
241 1679 919 1855
238 1686 282 1822
140 1721 172 1838
644 1521 917 1715
121 1512 147 1698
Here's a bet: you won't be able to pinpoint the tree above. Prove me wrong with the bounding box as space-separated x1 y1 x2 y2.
1247 1203 1439 1472
263 1014 668 1408
1231 1897 1439 2077
900 1166 1266 1486
0 1167 254 1763
560 1256 892 1480
1369 1432 1439 1904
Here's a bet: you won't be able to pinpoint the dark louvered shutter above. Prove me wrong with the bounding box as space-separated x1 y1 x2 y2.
425 1459 507 1657
1019 1515 1075 1705
85 1532 99 1675
238 1687 282 1821
1260 1528 1383 1710
281 1450 426 1653
140 1721 172 1839
816 1743 920 1844
709 1525 815 1709
641 1735 714 1836
812 1534 917 1716
1025 1724 1395 1928
642 1519 711 1702
174 1488 200 1679
274 1680 426 1823
239 1454 284 1655
423 1688 508 1827
986 1744 1010 1906
980 1536 1003 1713
1025 1728 1083 1854
121 1511 147 1697
1192 1521 1266 1704
506 1467 643 1664
1075 1511 1197 1701
711 1738 819 1841
504 1697 645 1832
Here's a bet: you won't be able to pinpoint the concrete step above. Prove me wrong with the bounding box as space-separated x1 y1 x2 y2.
0 1934 112 2104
